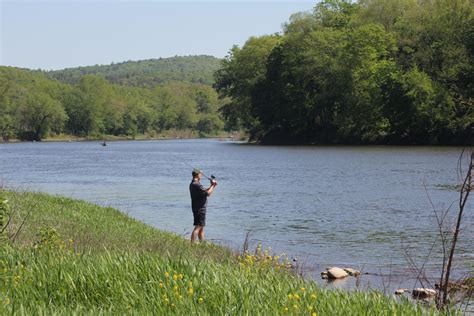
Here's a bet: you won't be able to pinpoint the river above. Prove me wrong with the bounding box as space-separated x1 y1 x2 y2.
1 139 472 291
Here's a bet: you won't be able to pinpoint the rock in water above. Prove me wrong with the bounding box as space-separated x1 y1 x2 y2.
394 289 410 295
326 267 348 279
412 288 437 299
343 268 361 277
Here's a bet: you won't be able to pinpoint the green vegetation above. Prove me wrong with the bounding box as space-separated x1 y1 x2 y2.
0 56 224 141
0 191 454 314
45 55 221 87
215 0 473 145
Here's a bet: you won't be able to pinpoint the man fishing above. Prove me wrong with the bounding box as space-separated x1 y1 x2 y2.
189 168 217 243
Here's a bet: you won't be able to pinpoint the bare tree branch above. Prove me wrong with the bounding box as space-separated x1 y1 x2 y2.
442 149 473 308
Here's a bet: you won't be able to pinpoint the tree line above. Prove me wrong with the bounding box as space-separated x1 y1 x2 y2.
0 66 224 141
215 0 473 145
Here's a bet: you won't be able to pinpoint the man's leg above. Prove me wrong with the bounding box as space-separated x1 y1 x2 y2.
191 225 201 243
198 227 205 241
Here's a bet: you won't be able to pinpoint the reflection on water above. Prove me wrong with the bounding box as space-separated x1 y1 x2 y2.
0 139 472 291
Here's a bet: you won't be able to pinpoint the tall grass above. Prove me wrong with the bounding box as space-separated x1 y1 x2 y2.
0 191 452 315
5 191 232 261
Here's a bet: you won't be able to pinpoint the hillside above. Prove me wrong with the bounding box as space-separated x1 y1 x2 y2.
0 64 224 141
45 55 222 87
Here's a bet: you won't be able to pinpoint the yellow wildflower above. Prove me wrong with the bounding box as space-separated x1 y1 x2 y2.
173 285 178 291
178 273 184 280
288 294 293 300
164 272 169 277
293 304 299 310
311 294 317 299
198 297 204 304
159 282 164 288
188 288 194 295
283 307 289 312
301 287 306 292
312 313 317 316
173 274 178 281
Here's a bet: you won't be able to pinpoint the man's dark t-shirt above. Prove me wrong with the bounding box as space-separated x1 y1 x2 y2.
189 180 209 212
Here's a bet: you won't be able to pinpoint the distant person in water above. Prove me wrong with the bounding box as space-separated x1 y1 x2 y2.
189 168 217 243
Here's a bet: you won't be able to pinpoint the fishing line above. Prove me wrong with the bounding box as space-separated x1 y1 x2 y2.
164 147 217 182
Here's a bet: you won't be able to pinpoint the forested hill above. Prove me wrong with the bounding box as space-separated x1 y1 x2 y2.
0 64 224 142
45 55 221 87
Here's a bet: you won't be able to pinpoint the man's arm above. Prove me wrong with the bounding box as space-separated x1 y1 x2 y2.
206 180 218 196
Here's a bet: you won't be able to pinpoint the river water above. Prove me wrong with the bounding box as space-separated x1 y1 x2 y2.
0 139 472 291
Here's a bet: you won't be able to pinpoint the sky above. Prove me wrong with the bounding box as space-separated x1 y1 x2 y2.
0 0 316 70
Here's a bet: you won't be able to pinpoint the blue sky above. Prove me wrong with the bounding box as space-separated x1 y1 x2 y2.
1 0 316 70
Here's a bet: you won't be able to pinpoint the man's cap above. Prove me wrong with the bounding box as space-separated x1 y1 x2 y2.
192 168 202 176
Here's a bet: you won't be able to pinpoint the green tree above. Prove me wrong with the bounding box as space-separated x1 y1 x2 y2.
214 35 281 131
196 114 224 135
335 23 397 143
0 77 15 141
16 92 67 141
64 75 110 136
313 0 359 29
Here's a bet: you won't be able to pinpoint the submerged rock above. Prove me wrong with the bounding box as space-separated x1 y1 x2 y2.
412 288 437 299
394 289 410 295
343 268 361 277
321 267 362 280
326 267 348 279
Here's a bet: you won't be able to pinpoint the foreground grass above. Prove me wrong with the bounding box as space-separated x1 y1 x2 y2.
0 191 449 315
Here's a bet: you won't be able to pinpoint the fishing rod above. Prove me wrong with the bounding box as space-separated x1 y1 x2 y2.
200 170 216 182
181 160 217 182
191 166 217 183
164 149 218 183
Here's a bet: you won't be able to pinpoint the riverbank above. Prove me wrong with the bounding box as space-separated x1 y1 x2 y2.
0 130 247 143
0 190 452 314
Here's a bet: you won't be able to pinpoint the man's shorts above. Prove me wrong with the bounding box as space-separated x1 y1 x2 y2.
193 208 206 227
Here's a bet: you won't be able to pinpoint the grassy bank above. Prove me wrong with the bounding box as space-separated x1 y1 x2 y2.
0 191 449 315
